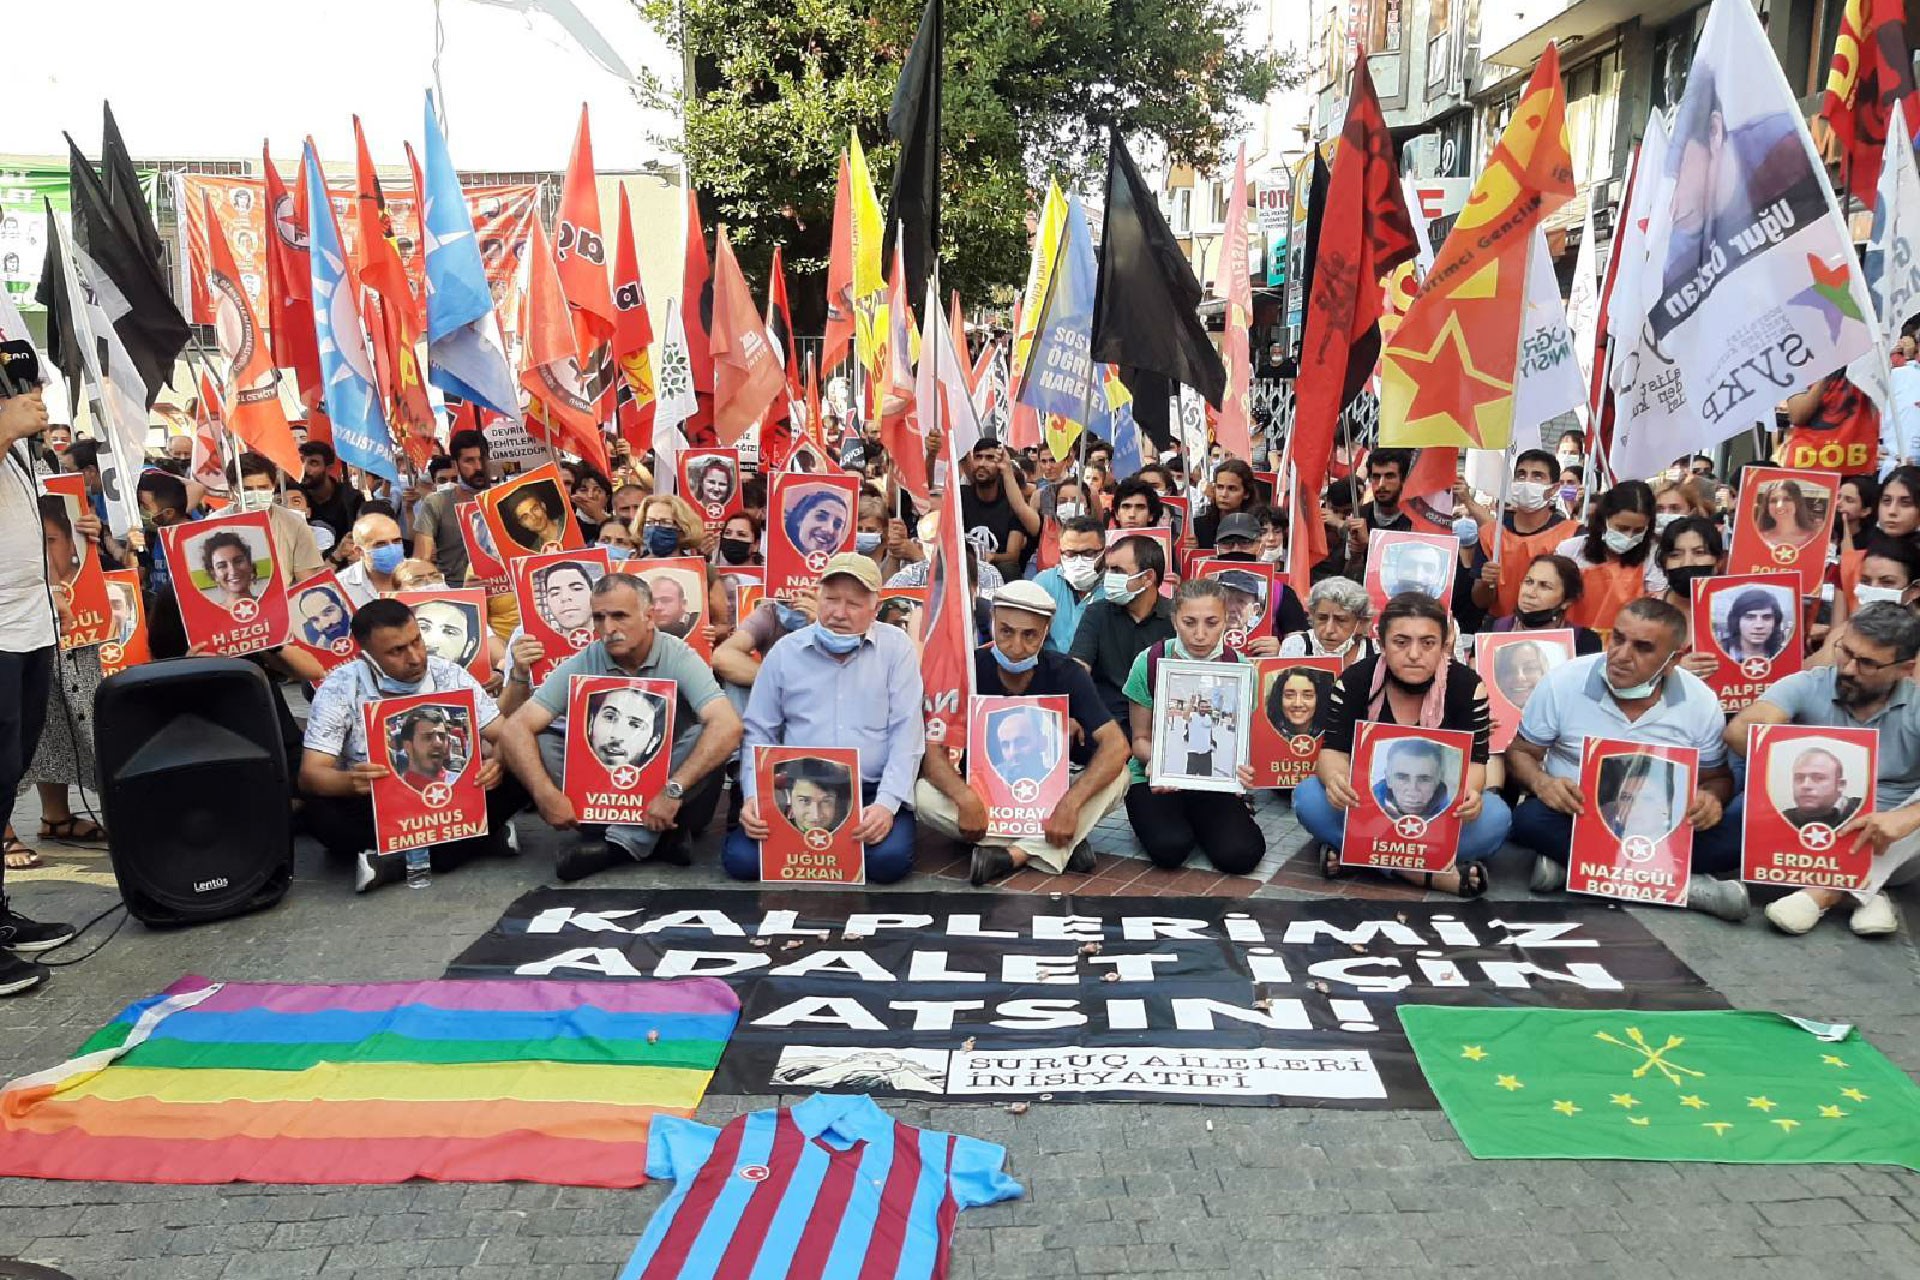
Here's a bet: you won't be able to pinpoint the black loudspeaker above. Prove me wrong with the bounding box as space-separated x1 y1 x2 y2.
95 657 293 926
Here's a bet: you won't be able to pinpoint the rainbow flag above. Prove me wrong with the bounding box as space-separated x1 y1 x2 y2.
0 976 738 1187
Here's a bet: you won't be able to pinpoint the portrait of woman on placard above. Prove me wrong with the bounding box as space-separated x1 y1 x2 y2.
690 456 737 509
1713 586 1791 662
783 486 851 556
1754 479 1824 551
1265 665 1332 739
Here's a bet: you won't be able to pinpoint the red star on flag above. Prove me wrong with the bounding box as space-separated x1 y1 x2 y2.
1389 314 1511 446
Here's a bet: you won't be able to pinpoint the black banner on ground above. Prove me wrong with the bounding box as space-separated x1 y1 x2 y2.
447 889 1725 1108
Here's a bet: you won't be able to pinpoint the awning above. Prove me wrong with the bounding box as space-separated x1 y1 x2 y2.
1484 0 1701 70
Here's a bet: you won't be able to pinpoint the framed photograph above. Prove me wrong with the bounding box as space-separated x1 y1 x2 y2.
478 462 583 564
1727 466 1837 597
1690 572 1803 715
512 547 612 686
1248 656 1341 789
362 688 487 855
457 499 512 595
284 570 360 675
162 510 290 656
755 745 865 883
966 695 1070 839
1474 629 1575 754
767 473 859 601
1741 723 1877 894
1193 558 1275 651
679 448 744 535
1341 722 1472 873
563 675 678 826
1147 658 1254 792
631 556 711 658
1362 530 1457 616
1568 737 1696 908
394 587 490 685
41 474 112 651
99 568 148 677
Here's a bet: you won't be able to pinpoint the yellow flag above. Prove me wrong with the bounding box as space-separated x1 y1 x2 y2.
849 132 888 377
1013 181 1067 387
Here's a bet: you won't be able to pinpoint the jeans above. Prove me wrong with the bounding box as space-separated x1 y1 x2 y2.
721 782 917 883
1292 776 1513 863
0 645 54 891
1509 795 1744 875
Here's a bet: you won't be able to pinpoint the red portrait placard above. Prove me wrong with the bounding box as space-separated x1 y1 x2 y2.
965 695 1070 839
457 499 513 596
679 448 744 536
362 688 488 856
162 510 291 656
1362 530 1457 616
477 463 584 566
1568 738 1696 908
1690 572 1804 715
767 473 858 602
1726 466 1838 597
562 675 678 826
1740 723 1877 893
1162 494 1192 548
632 556 712 659
1474 629 1576 754
283 570 360 676
1104 526 1177 598
394 587 492 685
513 547 612 686
99 568 148 677
1340 722 1472 873
1248 656 1341 789
755 745 865 883
39 474 111 651
1194 558 1276 651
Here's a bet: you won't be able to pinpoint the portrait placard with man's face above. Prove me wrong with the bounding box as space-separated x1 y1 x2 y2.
1690 572 1803 715
394 587 491 684
1740 723 1878 894
362 688 487 855
1362 531 1457 617
755 745 865 884
1340 723 1472 874
283 570 359 675
966 695 1070 837
512 547 612 686
562 674 679 826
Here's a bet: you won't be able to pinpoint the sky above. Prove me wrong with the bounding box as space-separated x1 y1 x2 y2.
2 0 680 171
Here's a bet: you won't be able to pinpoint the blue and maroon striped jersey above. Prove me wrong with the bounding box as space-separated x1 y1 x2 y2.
619 1093 1022 1279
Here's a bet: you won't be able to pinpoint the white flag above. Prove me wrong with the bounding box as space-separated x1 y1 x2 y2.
1513 226 1590 434
1605 113 1670 354
59 238 149 535
1860 97 1920 447
918 276 984 461
1566 196 1601 383
651 298 697 494
1611 0 1878 480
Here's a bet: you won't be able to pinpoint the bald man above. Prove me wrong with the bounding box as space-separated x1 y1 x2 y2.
337 512 408 606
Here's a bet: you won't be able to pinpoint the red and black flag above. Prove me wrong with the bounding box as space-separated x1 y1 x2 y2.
1821 0 1920 206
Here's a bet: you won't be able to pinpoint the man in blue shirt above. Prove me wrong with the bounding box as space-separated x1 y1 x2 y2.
724 553 926 882
1029 515 1103 653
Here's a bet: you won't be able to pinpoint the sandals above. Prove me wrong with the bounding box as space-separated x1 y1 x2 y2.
37 816 107 847
1420 863 1490 900
2 834 41 871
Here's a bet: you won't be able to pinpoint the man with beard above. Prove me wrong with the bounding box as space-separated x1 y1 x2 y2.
411 429 494 585
1728 602 1920 937
960 439 1038 580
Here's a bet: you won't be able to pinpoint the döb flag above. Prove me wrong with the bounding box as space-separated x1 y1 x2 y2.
1820 0 1919 208
884 0 942 305
303 141 397 484
1611 0 1879 481
422 92 521 420
709 228 784 445
1403 1005 1920 1170
202 197 300 476
1379 43 1573 452
1091 131 1225 409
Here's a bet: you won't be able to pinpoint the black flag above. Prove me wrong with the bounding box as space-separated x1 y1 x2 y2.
101 103 166 271
1091 132 1226 409
35 200 82 402
884 0 941 305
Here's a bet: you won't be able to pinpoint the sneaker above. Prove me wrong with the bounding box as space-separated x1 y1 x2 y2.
969 846 1017 886
556 839 624 883
1065 841 1097 874
352 850 405 894
1686 876 1751 923
500 823 521 856
1528 855 1567 894
0 951 48 996
1850 893 1899 938
0 900 77 954
1764 889 1828 936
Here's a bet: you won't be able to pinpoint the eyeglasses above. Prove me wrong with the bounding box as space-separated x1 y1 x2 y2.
1835 642 1898 675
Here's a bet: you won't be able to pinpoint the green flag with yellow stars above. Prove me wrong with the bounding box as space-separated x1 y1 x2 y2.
1401 1006 1920 1169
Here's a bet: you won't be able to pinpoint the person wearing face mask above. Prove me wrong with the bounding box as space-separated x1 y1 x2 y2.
1463 451 1576 623
852 494 891 567
1068 534 1175 722
1486 554 1602 654
233 453 324 586
1120 579 1265 874
1830 473 1880 606
1506 597 1750 922
638 495 705 560
1650 515 1726 681
1818 536 1920 647
1552 479 1666 630
1031 515 1106 653
598 521 638 566
1031 478 1091 576
298 599 526 893
916 582 1131 884
1278 577 1377 668
711 512 764 568
1296 593 1509 896
1727 602 1920 938
722 554 926 882
337 512 409 606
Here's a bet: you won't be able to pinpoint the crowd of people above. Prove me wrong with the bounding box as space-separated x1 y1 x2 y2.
2 356 1916 998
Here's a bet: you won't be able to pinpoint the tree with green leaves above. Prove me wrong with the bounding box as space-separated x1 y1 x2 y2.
632 0 1298 332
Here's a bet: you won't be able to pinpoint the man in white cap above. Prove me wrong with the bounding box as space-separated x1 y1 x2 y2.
724 552 927 882
917 580 1132 884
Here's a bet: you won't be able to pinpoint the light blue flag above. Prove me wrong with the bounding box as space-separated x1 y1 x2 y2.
1017 192 1098 425
1107 379 1145 477
303 141 397 483
422 93 520 418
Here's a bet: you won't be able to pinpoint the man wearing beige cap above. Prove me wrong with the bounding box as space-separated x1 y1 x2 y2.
724 552 927 882
917 580 1131 885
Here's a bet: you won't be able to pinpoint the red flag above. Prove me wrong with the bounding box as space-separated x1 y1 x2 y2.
352 119 434 461
1821 0 1920 206
709 227 785 445
882 245 931 504
822 154 855 374
1288 58 1416 598
919 444 976 757
203 196 301 476
948 290 975 396
1214 145 1253 461
682 190 716 444
611 184 657 456
521 218 611 473
556 105 619 357
261 146 321 402
759 246 800 470
351 118 414 312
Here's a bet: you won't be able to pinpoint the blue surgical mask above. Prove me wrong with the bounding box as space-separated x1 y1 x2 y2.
366 657 426 697
775 603 809 631
992 645 1039 674
367 543 405 575
1452 517 1479 545
601 543 634 563
812 623 864 655
855 530 883 555
1103 570 1144 604
644 526 680 557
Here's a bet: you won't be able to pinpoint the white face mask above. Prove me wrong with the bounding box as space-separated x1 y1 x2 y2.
1055 501 1085 522
1602 527 1644 556
1856 585 1904 608
235 489 276 514
1259 544 1285 563
1509 481 1549 512
1654 512 1679 534
1060 556 1100 591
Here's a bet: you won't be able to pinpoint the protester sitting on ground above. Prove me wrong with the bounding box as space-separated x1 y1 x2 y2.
1070 533 1175 722
1277 576 1375 669
337 510 409 605
724 553 925 882
1031 515 1105 654
1121 578 1265 875
1554 479 1665 630
1294 592 1508 897
638 494 707 560
298 599 524 893
1505 597 1750 921
1484 554 1601 655
1464 449 1577 620
1727 602 1920 938
916 581 1131 885
498 573 742 881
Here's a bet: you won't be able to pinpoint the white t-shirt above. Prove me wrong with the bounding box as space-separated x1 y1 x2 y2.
0 450 56 653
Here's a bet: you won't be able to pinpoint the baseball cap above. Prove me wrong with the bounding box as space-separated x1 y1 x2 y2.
819 551 881 592
1216 512 1261 544
993 579 1057 618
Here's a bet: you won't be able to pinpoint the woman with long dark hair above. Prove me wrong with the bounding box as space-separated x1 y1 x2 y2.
1553 479 1664 630
1192 458 1256 550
